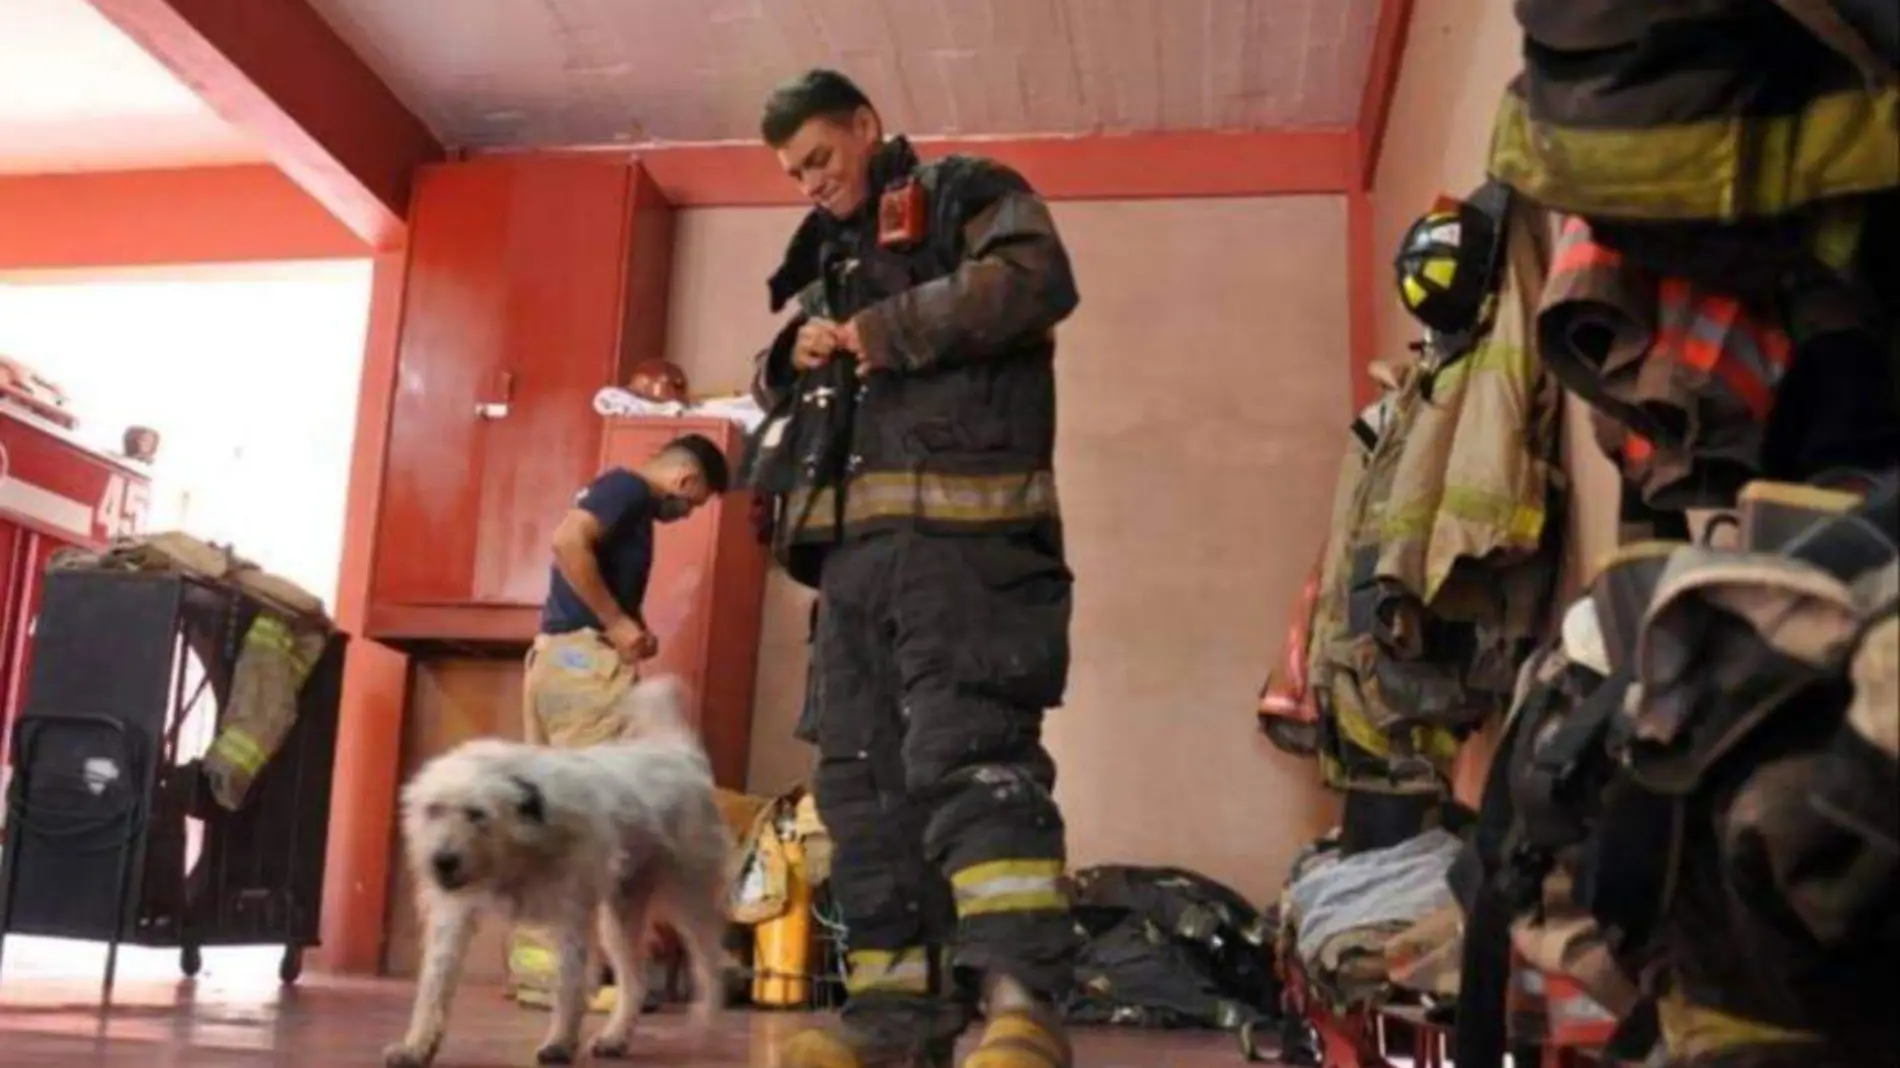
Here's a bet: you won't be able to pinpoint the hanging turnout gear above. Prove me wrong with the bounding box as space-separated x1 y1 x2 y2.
1301 195 1566 801
1486 1 1899 230
1453 472 1900 1068
1536 214 1800 513
1256 555 1324 757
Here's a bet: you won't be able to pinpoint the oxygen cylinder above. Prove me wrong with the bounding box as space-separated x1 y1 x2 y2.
750 835 814 1008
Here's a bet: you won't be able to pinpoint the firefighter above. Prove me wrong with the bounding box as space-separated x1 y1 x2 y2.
746 69 1081 1068
508 432 730 1006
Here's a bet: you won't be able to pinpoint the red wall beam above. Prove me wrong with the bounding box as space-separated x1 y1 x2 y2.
1348 0 1421 409
1346 191 1381 409
485 128 1358 207
319 245 412 975
1356 0 1419 189
0 165 363 271
84 0 443 249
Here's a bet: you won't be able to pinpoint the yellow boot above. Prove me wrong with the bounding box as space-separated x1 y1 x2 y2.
960 1007 1071 1068
506 930 615 1013
961 978 1072 1068
779 1019 956 1068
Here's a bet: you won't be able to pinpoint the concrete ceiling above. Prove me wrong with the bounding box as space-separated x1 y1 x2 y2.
0 0 267 174
304 0 1381 149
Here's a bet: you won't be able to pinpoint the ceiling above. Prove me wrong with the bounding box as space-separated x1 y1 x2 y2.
0 0 266 174
305 0 1381 149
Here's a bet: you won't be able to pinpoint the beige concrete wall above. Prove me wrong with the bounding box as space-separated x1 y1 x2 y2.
665 196 1352 903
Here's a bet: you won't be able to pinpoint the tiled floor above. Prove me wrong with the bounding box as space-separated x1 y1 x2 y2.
0 971 1274 1067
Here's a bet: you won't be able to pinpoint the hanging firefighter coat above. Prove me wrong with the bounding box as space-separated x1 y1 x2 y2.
1486 1 1900 228
1306 200 1565 796
1360 201 1567 736
1307 366 1459 793
1537 214 1798 511
1454 474 1900 1068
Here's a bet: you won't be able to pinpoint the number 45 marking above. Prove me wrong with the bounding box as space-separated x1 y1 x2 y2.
94 473 149 541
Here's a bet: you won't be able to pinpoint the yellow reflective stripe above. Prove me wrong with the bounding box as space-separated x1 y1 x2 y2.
950 859 1067 918
246 615 296 654
246 614 321 675
508 934 556 976
210 727 267 774
844 947 933 996
1809 200 1866 272
790 470 1059 532
1657 989 1821 1059
1427 328 1534 395
1488 85 1900 220
1380 486 1547 547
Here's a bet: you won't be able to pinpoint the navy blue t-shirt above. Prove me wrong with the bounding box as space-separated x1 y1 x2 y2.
541 468 656 635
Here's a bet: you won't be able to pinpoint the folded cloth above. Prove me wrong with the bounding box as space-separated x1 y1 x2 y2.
593 387 768 433
1289 828 1462 964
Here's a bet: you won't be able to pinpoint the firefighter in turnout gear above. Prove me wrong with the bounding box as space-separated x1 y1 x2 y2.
744 70 1081 1068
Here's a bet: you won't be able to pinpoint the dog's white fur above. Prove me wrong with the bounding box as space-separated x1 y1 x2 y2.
383 675 731 1067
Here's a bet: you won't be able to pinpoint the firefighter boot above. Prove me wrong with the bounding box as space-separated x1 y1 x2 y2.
962 976 1073 1068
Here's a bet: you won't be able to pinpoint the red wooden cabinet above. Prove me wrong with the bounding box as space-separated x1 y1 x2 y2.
599 416 767 790
366 155 676 646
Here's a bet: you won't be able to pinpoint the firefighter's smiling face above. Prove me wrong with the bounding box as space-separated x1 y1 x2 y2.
775 107 882 219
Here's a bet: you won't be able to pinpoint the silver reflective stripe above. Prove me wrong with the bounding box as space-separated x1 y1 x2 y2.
954 874 1059 904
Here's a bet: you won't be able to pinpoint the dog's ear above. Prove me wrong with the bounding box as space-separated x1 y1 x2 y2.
509 775 546 824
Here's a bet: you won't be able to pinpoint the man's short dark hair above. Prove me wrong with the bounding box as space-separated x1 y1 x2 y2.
663 433 730 494
760 68 874 146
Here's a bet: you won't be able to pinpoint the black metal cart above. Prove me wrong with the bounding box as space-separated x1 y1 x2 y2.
0 568 346 1001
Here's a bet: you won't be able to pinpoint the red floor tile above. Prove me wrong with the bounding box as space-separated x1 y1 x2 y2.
0 974 1275 1066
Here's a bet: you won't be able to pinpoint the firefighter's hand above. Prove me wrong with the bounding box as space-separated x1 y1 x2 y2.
792 319 843 372
837 319 885 379
605 617 658 664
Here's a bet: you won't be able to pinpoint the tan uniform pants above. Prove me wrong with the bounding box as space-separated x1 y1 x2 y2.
509 628 639 1006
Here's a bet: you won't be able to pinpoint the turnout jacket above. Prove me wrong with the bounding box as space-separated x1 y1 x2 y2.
1488 0 1899 228
746 136 1077 582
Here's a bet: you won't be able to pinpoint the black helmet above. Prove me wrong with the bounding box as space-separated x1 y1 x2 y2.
1393 179 1513 338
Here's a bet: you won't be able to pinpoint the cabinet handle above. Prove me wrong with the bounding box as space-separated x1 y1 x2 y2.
476 369 515 420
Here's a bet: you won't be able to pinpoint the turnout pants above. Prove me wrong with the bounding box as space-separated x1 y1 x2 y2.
509 629 640 1006
814 531 1078 1047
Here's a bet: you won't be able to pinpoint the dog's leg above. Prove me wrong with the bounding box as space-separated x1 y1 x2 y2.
587 889 655 1060
535 908 593 1065
384 902 477 1068
667 884 728 1043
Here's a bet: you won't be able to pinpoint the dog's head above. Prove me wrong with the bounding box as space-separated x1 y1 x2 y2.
400 741 566 895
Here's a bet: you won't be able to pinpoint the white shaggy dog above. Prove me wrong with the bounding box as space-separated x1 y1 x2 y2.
384 676 731 1067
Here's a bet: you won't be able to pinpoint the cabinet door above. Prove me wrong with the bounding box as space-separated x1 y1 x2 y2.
372 164 513 605
468 157 638 606
374 156 646 610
